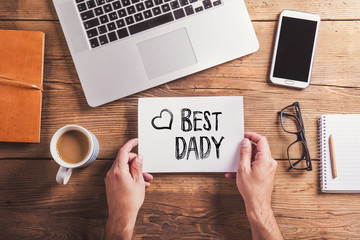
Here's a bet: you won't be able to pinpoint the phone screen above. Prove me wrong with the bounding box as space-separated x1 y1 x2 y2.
273 16 318 82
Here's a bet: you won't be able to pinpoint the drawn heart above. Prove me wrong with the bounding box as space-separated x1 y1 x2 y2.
151 109 173 130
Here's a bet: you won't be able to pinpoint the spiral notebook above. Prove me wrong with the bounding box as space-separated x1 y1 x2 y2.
319 114 360 193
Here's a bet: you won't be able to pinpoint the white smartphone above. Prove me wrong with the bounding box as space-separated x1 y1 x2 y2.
270 10 320 88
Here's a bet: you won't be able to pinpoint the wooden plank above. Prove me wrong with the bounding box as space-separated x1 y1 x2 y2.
0 20 358 87
1 160 360 239
0 77 359 159
0 20 357 160
0 0 359 21
169 20 360 87
247 0 360 21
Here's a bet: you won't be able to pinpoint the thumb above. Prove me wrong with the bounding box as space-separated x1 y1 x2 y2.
131 155 144 182
238 138 252 174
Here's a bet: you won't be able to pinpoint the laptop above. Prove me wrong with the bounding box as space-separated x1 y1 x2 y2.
53 0 259 107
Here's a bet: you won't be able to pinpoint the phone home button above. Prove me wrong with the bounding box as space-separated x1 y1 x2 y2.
285 80 294 85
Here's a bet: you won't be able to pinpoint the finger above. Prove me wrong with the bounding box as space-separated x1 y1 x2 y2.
238 138 252 174
244 132 271 153
121 138 139 153
143 173 153 182
225 173 236 178
128 152 137 161
111 152 137 169
253 150 275 170
116 138 139 165
251 142 257 160
244 132 263 143
131 155 144 182
145 182 151 188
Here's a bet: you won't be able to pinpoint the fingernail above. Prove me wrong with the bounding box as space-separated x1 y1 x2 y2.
241 138 250 147
137 155 143 164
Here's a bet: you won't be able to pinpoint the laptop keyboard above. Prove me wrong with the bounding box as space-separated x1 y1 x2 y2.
75 0 223 48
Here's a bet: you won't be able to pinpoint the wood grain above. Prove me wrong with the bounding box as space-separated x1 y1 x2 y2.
0 20 359 159
0 79 359 160
1 0 360 239
1 160 360 239
0 0 359 21
0 20 358 87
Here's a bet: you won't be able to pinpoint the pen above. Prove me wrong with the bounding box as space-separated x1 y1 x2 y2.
329 135 337 178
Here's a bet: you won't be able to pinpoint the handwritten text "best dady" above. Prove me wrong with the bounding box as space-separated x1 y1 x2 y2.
176 109 224 160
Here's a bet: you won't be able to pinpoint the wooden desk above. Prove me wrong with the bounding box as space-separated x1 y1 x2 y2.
1 1 360 239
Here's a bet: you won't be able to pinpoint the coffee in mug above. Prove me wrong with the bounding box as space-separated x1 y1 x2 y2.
57 130 90 164
50 125 99 185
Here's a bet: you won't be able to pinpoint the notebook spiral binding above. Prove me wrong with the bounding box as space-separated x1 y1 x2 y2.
319 116 327 191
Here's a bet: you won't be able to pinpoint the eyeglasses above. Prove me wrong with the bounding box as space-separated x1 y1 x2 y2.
279 102 312 171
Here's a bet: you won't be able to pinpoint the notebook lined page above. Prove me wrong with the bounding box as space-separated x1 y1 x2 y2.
320 114 360 193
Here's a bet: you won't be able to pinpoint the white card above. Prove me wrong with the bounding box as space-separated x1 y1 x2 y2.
138 96 244 173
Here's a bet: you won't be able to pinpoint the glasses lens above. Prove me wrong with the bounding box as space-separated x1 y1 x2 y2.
281 106 301 133
288 141 310 169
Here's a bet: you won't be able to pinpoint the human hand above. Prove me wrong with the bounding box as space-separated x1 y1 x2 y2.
225 132 277 212
226 132 282 240
105 138 153 240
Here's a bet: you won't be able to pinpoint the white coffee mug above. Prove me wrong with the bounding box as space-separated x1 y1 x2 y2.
50 125 100 185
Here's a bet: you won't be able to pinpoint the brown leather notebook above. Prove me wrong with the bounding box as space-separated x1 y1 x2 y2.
0 30 45 143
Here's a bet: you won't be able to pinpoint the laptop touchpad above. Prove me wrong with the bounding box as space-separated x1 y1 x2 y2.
137 28 197 80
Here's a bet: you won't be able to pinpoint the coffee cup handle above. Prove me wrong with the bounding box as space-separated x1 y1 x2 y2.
56 166 72 185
